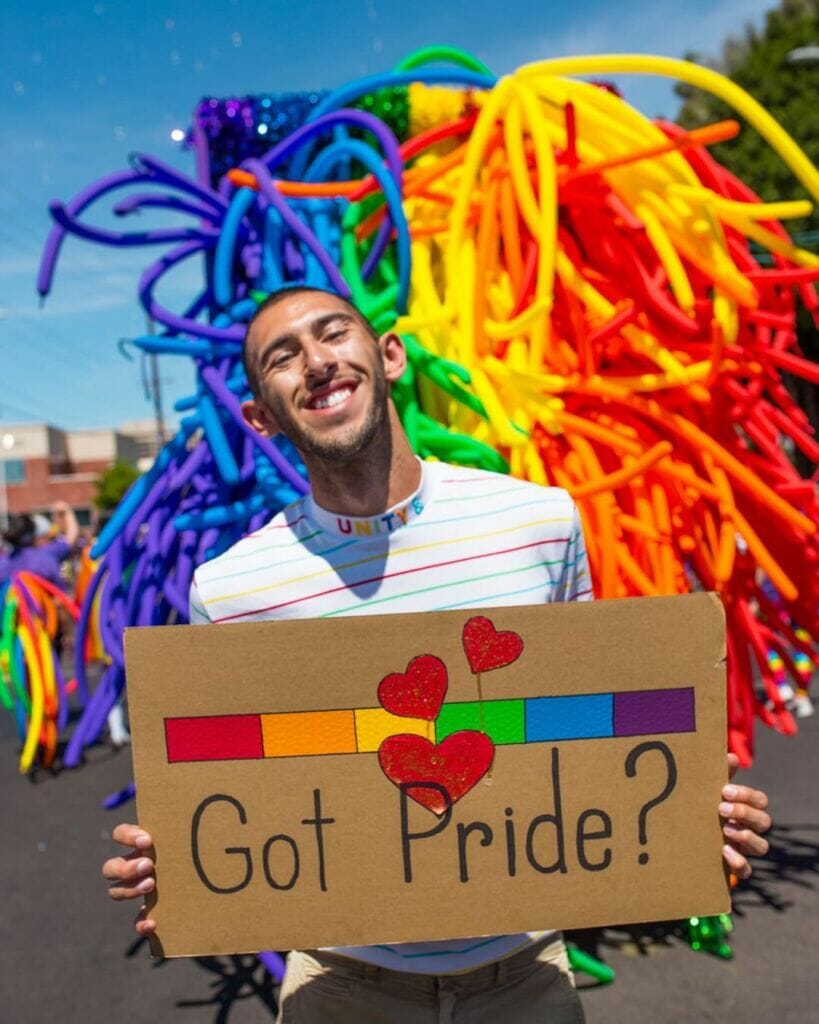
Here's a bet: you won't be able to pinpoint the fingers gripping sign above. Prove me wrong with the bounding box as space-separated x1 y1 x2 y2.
102 824 158 935
720 754 772 880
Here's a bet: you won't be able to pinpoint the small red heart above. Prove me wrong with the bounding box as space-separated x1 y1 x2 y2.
378 731 495 815
462 616 524 674
377 655 448 721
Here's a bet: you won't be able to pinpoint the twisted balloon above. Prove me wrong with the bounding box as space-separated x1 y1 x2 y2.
13 49 817 775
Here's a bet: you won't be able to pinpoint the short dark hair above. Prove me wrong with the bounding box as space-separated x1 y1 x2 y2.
242 286 379 395
4 514 35 551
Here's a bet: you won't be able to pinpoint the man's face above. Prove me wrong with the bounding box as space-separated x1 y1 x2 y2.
241 292 405 462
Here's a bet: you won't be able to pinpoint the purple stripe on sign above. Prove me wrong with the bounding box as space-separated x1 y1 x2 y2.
614 687 695 737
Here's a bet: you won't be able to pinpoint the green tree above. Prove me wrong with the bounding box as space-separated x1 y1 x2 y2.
94 460 141 512
676 0 819 236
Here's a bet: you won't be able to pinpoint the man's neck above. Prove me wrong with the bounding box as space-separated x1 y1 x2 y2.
303 405 421 517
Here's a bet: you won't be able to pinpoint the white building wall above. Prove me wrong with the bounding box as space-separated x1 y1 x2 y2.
0 422 55 461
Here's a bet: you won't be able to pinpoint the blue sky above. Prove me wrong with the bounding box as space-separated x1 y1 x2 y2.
2 0 773 430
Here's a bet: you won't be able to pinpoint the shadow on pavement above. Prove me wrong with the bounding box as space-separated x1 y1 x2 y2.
125 937 281 1022
568 817 819 993
732 822 819 915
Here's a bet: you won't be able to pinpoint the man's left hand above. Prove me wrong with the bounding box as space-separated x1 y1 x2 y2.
720 753 771 880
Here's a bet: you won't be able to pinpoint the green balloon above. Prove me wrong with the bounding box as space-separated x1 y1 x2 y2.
393 45 493 77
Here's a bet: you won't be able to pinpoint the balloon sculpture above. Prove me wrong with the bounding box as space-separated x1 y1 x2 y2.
0 571 81 771
7 49 818 787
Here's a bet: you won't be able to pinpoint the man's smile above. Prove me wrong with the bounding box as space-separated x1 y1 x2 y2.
303 380 360 414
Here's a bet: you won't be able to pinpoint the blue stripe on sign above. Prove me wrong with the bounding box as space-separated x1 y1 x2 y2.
525 694 614 741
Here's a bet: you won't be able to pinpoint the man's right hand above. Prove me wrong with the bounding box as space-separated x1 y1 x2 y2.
102 823 157 936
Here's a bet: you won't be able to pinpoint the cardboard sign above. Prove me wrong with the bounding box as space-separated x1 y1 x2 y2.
125 593 730 958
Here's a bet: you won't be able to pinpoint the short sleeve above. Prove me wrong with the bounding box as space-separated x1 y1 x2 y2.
45 538 72 562
556 503 594 603
188 577 212 625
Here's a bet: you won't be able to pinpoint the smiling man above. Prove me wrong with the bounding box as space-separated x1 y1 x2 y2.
238 288 419 525
103 286 771 1024
246 299 392 460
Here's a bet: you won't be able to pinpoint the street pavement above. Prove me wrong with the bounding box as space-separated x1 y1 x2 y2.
1 703 817 1023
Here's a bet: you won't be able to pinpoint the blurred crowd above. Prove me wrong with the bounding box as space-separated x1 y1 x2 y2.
0 502 85 592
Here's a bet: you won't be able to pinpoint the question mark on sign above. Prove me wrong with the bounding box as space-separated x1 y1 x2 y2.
625 741 678 865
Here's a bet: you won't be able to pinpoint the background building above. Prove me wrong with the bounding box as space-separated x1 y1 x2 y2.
0 420 169 527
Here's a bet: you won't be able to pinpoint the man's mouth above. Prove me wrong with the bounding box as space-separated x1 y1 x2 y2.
304 382 358 412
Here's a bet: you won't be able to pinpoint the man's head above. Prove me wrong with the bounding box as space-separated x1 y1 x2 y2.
241 287 407 463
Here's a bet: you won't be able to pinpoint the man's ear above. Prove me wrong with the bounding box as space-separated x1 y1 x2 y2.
241 397 280 439
378 331 407 383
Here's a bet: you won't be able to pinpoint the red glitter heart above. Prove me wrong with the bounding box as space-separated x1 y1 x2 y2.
462 616 524 674
377 655 448 721
378 731 495 815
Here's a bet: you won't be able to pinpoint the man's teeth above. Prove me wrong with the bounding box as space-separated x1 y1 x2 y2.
312 387 352 410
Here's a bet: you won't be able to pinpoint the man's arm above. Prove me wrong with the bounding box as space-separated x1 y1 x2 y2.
556 504 593 603
188 577 211 624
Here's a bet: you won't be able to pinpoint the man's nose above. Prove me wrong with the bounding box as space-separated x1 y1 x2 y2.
303 339 337 376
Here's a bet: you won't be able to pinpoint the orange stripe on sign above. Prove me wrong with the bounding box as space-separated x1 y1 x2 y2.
260 710 357 757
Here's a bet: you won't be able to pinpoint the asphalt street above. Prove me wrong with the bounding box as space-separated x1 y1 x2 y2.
1 703 817 1023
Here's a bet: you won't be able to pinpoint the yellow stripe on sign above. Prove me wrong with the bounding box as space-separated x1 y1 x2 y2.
354 708 433 751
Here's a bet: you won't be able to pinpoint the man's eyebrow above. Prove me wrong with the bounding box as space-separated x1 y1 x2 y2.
311 312 355 336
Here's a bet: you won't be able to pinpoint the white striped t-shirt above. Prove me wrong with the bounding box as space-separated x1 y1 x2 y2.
189 459 592 973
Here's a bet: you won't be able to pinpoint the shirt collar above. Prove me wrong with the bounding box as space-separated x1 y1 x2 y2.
305 458 432 537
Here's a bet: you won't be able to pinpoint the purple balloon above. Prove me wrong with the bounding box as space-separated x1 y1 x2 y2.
138 242 244 342
48 200 218 248
244 159 350 298
200 364 308 493
257 951 287 983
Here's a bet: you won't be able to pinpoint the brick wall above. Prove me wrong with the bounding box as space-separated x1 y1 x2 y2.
4 457 108 514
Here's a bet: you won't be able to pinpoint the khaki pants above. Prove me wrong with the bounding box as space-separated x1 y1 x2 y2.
276 936 585 1023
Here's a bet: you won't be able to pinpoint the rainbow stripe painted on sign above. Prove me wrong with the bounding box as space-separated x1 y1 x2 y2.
164 687 695 763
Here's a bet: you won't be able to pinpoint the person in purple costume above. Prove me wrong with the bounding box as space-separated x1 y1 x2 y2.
0 501 80 589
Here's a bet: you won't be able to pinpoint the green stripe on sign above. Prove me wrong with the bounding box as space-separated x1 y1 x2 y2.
436 700 525 744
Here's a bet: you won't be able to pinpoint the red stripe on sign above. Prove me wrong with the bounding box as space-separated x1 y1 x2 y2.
165 715 264 763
